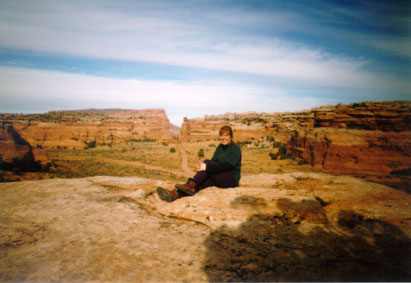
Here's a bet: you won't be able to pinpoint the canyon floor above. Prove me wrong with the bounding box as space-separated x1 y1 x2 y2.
1 172 410 282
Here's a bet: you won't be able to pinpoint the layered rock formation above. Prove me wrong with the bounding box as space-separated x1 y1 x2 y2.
180 111 313 143
288 101 411 177
313 101 410 131
1 109 174 149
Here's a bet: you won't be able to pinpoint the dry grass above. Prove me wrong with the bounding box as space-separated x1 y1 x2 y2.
40 141 311 182
47 142 184 182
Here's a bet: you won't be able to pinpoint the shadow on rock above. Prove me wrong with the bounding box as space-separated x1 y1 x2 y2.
203 197 410 282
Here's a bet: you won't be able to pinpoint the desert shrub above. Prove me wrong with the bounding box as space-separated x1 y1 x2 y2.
269 143 293 160
162 142 168 146
272 141 282 148
208 143 216 147
43 162 52 172
237 141 252 148
198 148 205 158
278 144 287 156
84 140 96 149
269 152 277 160
170 147 176 153
297 160 306 165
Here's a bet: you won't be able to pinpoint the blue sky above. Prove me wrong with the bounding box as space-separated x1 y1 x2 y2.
0 0 409 126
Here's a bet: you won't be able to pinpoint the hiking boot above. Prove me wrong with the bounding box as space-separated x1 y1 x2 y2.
175 179 196 196
157 187 180 202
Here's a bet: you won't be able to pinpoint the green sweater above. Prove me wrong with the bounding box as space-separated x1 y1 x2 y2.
207 142 242 184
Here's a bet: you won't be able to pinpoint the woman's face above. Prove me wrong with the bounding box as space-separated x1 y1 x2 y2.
220 131 232 145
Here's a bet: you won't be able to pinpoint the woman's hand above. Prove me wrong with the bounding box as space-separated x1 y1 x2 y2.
196 162 206 172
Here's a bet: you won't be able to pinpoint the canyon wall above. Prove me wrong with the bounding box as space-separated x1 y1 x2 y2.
1 109 174 149
288 101 411 176
181 101 411 178
180 111 313 144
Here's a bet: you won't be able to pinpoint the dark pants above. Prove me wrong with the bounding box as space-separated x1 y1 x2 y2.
193 159 237 191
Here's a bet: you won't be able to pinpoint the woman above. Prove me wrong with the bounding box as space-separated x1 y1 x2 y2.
157 125 242 202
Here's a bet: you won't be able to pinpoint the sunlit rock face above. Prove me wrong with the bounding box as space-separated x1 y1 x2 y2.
288 101 411 176
1 109 174 149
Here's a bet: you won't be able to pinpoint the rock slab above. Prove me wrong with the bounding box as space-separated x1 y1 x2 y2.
1 173 410 282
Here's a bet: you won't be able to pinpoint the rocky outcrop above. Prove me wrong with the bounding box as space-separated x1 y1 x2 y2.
180 111 313 144
288 101 411 178
0 123 50 171
1 174 410 281
1 109 174 148
313 101 410 131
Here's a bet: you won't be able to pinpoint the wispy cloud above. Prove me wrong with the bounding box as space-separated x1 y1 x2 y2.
0 1 402 86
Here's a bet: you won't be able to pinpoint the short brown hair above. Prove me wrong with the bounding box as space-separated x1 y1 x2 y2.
219 125 233 137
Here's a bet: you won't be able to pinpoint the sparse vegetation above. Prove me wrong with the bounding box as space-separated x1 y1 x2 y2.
84 140 97 149
269 143 293 160
4 139 311 182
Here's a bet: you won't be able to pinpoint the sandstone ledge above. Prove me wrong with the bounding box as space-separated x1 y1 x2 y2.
1 174 410 282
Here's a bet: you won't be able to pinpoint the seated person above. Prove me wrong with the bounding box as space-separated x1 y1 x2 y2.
157 125 242 202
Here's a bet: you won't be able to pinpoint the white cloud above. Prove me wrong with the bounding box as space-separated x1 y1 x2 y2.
0 66 335 126
0 0 399 91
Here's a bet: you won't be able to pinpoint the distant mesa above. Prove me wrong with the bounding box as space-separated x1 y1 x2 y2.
1 108 174 150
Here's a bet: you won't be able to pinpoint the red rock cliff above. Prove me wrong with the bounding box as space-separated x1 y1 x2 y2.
1 109 174 149
288 101 411 176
